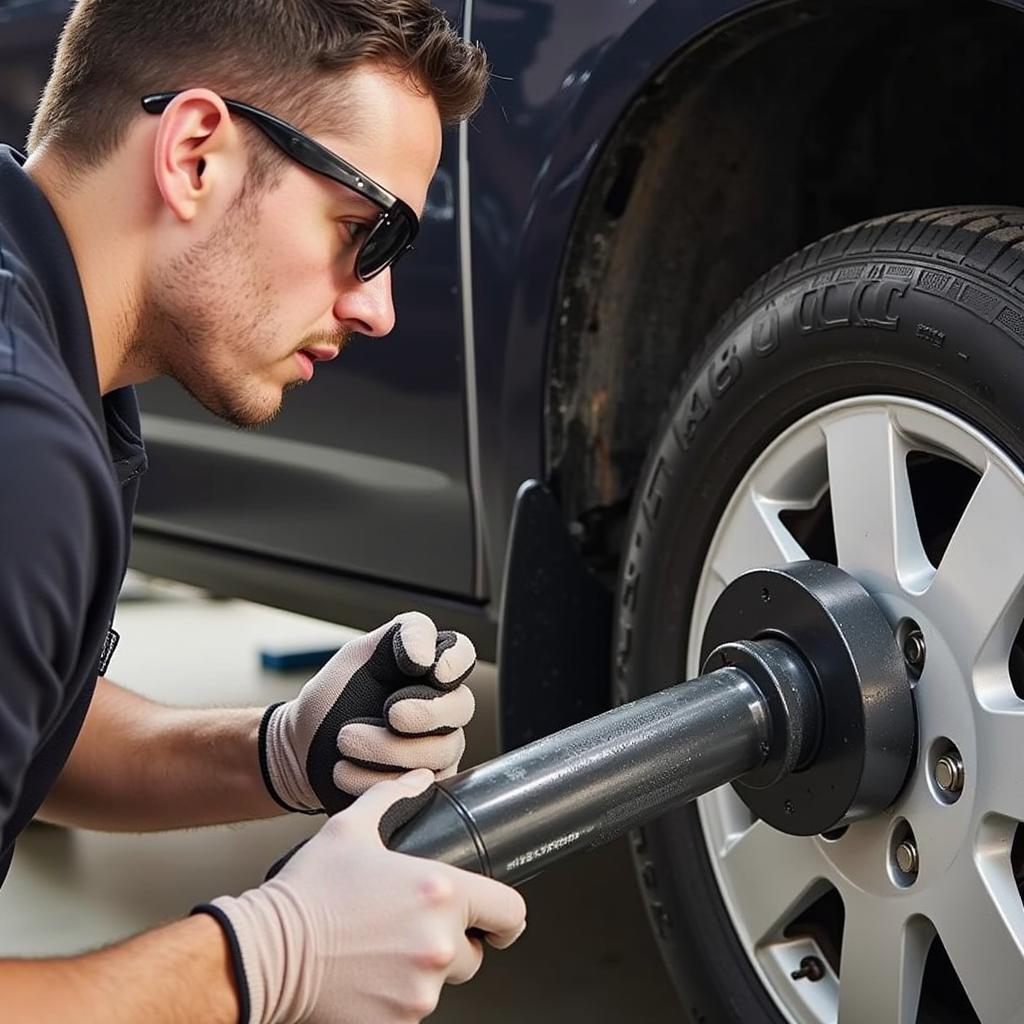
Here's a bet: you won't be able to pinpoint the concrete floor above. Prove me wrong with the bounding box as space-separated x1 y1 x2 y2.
0 579 680 1021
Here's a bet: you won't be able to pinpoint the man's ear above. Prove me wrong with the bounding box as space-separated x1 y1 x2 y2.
150 89 243 223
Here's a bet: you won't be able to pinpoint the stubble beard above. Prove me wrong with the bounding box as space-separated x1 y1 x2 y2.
137 202 355 429
141 206 288 430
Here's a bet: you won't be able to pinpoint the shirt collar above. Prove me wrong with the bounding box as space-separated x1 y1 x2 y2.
0 145 146 485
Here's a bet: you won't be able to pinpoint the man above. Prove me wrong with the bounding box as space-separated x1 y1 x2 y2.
0 1 526 1021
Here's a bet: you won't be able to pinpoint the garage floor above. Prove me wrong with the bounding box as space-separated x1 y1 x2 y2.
0 579 679 1021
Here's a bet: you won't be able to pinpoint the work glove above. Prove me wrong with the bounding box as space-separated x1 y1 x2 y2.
259 612 476 814
198 770 527 1024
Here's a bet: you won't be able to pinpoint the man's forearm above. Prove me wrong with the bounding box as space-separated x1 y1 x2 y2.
39 678 285 830
4 914 239 1024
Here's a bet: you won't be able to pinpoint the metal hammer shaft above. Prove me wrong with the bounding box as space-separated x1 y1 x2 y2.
389 659 782 884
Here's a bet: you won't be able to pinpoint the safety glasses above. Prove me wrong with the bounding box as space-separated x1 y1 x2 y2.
141 92 419 281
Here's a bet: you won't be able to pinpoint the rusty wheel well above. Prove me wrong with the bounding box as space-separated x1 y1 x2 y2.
547 0 1024 581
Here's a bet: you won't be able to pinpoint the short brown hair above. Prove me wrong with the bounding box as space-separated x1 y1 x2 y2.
28 0 488 176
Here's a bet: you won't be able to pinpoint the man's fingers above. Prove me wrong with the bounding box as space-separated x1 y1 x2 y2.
458 871 528 950
334 761 407 796
385 684 475 735
446 933 485 986
335 756 461 795
430 631 476 690
392 611 438 676
339 722 465 772
335 768 434 834
317 616 406 676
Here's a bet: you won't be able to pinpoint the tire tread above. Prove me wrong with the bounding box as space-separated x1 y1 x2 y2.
709 207 1024 348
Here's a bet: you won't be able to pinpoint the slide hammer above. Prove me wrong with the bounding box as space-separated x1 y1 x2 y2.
385 560 915 885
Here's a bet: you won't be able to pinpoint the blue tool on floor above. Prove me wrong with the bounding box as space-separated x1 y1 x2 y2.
259 646 337 672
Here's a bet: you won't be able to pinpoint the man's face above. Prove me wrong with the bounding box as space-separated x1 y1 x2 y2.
143 66 442 428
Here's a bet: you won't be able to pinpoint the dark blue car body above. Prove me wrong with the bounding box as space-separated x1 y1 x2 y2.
4 0 1024 736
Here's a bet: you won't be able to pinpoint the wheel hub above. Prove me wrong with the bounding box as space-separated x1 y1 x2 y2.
701 561 915 836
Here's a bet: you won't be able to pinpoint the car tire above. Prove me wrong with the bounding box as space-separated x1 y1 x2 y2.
613 207 1024 1023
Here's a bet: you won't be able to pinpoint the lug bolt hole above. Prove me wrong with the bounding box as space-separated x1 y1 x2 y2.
895 841 918 874
929 738 965 804
896 618 926 681
889 819 919 887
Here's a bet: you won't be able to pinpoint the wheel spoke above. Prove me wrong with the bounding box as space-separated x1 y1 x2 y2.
935 858 1024 1022
823 409 930 592
920 460 1024 679
719 821 829 945
979 705 1024 821
836 904 930 1024
710 489 806 587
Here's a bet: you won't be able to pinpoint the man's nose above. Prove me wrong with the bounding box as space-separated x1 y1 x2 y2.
334 270 396 338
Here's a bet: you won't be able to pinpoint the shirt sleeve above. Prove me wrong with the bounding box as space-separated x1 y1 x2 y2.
0 373 123 842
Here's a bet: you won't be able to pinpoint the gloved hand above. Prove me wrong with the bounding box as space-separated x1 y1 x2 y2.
199 770 527 1024
259 612 476 814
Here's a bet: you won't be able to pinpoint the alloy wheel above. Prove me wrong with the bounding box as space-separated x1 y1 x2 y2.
689 395 1024 1023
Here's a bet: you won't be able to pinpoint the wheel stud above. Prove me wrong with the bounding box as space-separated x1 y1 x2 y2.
934 752 964 795
790 956 825 982
895 839 919 876
896 619 926 680
902 629 926 670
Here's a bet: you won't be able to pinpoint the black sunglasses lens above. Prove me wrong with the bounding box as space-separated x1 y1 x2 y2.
358 213 414 280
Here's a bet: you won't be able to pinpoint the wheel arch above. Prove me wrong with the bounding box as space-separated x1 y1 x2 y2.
546 0 1024 572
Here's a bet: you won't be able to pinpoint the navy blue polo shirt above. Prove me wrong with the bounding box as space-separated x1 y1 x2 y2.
0 145 146 884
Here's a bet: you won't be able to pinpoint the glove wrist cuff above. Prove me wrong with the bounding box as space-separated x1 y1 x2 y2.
192 902 254 1024
202 883 322 1024
260 704 318 814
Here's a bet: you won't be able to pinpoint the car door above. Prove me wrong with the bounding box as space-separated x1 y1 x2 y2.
0 1 69 146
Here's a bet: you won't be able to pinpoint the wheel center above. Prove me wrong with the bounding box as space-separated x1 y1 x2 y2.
701 561 916 837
